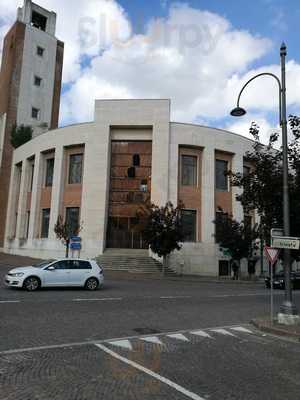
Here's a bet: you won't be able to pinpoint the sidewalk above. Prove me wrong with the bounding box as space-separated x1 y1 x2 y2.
252 317 300 340
0 252 264 285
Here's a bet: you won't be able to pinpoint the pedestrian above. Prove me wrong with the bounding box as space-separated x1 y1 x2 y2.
232 260 239 280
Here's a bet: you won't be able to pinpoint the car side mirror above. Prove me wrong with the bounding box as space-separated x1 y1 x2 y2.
47 266 55 271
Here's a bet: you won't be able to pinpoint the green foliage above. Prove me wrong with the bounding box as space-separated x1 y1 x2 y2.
230 115 300 260
54 215 82 258
142 201 184 258
10 125 33 148
214 209 255 262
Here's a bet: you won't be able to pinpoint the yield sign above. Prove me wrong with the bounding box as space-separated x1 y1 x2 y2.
264 246 279 266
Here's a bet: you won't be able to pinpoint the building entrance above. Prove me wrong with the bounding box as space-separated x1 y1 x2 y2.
106 217 148 249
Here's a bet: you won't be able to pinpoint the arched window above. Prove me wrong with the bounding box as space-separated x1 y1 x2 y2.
133 154 140 167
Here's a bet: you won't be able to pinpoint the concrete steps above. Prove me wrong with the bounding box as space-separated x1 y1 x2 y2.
96 251 177 276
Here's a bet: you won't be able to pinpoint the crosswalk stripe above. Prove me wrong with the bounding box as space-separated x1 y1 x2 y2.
167 333 189 342
108 340 133 350
140 336 164 345
190 330 212 338
210 328 236 337
230 327 253 334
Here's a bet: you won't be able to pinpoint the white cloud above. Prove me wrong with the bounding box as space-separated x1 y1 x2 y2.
225 114 280 145
1 1 300 138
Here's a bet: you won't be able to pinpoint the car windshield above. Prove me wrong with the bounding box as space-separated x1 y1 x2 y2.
33 260 55 268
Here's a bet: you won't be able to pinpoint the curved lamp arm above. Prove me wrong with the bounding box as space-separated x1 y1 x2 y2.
236 72 282 125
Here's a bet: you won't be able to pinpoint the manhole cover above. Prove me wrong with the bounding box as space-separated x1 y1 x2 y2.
133 327 161 335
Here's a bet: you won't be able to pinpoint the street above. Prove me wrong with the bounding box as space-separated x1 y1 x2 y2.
1 261 300 400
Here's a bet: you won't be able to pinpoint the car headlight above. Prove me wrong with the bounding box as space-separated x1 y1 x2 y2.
10 273 24 277
279 279 284 283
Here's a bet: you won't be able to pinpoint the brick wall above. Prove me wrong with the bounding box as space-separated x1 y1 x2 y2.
0 21 26 246
50 40 64 129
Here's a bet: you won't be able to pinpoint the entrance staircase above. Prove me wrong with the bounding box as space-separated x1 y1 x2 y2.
96 249 178 276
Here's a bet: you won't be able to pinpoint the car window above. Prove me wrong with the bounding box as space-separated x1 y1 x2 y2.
51 261 68 270
66 260 91 269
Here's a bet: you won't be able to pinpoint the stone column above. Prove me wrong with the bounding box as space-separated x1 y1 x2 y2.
28 152 43 239
16 159 29 238
48 145 64 239
4 163 21 242
201 146 215 243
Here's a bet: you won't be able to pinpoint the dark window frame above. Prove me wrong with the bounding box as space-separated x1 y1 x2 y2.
31 11 47 31
215 159 228 191
181 209 197 242
45 158 54 187
34 75 42 87
133 154 140 167
37 46 44 57
41 208 50 238
68 154 83 184
32 107 40 120
181 155 197 186
65 207 80 236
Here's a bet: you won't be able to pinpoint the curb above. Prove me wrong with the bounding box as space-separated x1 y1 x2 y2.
251 318 300 341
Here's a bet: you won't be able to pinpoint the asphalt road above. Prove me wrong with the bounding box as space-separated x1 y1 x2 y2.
1 261 300 400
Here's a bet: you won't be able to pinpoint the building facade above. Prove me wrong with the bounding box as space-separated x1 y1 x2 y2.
0 0 64 248
3 99 257 276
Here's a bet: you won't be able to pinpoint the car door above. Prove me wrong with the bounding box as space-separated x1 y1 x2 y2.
43 260 69 286
67 260 92 286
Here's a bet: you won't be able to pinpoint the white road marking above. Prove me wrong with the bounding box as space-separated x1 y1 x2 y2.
230 327 253 334
0 300 20 304
190 330 212 339
108 340 133 350
167 333 189 342
140 336 164 345
160 296 191 299
0 324 256 355
211 328 236 337
73 297 122 302
95 343 206 400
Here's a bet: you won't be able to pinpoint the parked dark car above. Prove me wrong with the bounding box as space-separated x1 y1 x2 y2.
265 271 300 290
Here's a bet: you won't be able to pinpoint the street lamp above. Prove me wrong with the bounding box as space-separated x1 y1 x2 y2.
230 43 299 324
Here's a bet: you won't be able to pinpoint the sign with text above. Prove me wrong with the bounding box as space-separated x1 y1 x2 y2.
271 236 300 250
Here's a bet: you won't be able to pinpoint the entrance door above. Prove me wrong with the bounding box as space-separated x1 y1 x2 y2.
107 217 148 249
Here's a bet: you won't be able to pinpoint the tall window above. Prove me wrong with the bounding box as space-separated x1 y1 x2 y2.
45 158 54 187
26 211 30 239
66 207 80 236
216 159 228 191
133 154 140 166
181 210 197 242
41 209 50 238
29 164 34 191
68 154 83 184
181 155 197 186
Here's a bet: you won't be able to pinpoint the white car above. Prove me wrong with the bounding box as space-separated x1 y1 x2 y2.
5 259 104 291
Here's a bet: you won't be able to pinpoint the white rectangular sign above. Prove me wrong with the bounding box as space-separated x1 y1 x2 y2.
271 236 300 250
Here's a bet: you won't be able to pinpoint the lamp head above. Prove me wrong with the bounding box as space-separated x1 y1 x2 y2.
230 106 247 117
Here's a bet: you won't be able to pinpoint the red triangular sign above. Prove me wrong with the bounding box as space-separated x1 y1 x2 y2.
264 246 279 265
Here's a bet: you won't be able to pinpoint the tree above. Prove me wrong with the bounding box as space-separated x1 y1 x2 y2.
11 125 33 148
141 201 184 276
54 215 82 258
214 209 256 274
229 116 300 262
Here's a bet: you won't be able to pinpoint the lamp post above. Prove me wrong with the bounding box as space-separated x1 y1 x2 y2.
230 43 299 324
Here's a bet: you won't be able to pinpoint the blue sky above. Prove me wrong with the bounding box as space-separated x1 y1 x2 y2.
1 0 300 142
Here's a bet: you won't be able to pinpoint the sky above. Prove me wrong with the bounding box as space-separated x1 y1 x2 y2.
1 0 300 143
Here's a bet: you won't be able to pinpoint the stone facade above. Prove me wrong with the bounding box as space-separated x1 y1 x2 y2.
3 99 263 276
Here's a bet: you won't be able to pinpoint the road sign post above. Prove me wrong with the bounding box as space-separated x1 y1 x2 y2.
265 247 280 325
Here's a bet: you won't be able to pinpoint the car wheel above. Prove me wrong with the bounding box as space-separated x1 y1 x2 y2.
85 278 99 291
23 276 40 292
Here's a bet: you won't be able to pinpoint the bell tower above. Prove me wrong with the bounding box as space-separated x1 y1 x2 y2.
0 0 64 248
